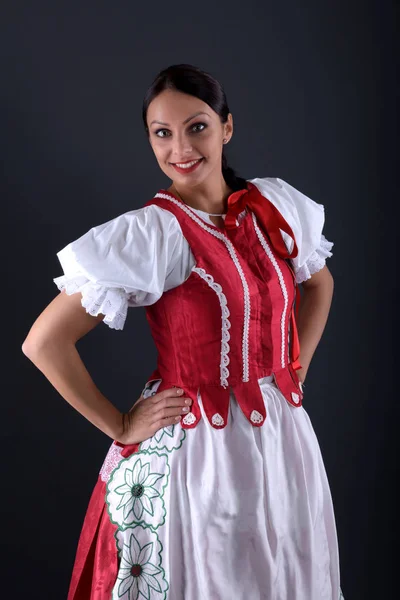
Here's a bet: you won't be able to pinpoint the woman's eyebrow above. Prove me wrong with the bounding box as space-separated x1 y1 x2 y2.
150 112 210 126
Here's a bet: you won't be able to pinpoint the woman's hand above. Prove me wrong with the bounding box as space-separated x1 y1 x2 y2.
117 387 193 445
296 366 308 385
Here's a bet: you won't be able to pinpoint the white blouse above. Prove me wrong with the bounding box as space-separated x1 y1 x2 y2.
53 177 334 330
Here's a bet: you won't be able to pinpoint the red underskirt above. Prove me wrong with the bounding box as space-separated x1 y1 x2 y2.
67 477 118 600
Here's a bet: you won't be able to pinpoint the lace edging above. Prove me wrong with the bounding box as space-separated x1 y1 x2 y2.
252 213 289 369
295 234 334 284
155 192 251 383
53 275 128 330
193 267 231 388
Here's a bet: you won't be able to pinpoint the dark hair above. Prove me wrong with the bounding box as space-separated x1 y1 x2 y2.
142 63 247 192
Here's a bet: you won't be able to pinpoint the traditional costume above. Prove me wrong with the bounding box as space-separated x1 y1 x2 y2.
54 177 344 599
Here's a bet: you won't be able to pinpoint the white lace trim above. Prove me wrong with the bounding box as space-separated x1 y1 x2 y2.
193 267 231 388
294 234 334 284
99 443 123 482
155 193 251 383
211 413 225 426
53 274 128 330
182 412 197 425
291 392 300 404
250 410 264 424
252 213 289 369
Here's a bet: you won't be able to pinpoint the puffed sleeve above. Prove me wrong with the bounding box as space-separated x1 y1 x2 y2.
53 205 194 330
249 176 334 284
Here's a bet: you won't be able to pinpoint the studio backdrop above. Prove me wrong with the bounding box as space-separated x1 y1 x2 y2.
1 1 396 599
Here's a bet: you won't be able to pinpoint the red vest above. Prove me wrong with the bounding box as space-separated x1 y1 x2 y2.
142 181 304 430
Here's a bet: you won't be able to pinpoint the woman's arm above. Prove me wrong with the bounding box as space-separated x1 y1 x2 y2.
22 291 124 441
295 265 334 383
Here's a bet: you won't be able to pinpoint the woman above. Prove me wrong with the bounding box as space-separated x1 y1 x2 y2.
22 63 345 600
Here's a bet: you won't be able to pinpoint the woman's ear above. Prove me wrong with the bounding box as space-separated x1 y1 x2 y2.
224 113 234 141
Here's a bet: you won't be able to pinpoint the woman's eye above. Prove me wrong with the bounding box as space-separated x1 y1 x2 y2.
155 129 170 138
191 122 207 133
154 123 207 138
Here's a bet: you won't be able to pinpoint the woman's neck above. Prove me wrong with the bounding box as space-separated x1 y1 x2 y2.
167 174 234 215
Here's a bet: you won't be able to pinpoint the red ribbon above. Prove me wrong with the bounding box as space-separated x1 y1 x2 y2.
225 182 299 259
225 182 302 371
290 285 302 370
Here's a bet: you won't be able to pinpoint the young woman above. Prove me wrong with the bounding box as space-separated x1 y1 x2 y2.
22 63 345 600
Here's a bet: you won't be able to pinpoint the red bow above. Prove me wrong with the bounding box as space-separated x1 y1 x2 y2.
225 182 299 259
225 182 302 371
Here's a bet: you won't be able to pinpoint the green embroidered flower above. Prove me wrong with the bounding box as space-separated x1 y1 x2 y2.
106 450 170 530
117 460 162 521
113 527 168 599
139 423 186 453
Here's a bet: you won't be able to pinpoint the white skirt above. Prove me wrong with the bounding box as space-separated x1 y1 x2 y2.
103 375 345 600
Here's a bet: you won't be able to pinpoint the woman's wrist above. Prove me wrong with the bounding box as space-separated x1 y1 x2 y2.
115 411 139 445
116 413 129 444
110 411 125 442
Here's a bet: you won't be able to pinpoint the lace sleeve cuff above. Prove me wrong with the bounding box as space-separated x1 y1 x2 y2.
294 234 334 284
53 275 128 330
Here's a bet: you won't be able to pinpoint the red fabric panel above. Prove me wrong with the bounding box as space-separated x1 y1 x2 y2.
67 477 118 599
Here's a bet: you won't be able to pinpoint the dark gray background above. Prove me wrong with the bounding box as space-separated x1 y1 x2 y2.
2 0 397 598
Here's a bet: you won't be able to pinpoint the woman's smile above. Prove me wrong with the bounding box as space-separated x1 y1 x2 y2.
171 157 204 174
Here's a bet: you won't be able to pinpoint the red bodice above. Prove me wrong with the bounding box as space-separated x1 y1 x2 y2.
141 182 304 430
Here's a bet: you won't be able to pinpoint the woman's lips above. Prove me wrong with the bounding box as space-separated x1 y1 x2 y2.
171 158 204 174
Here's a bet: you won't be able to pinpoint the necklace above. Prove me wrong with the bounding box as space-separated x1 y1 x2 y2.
197 209 225 216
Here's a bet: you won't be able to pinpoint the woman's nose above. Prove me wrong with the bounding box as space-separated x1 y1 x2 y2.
171 134 193 157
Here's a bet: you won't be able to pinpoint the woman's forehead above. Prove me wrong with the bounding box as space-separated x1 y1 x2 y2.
147 90 213 125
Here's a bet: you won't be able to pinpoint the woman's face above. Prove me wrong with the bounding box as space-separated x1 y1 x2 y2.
146 89 233 187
